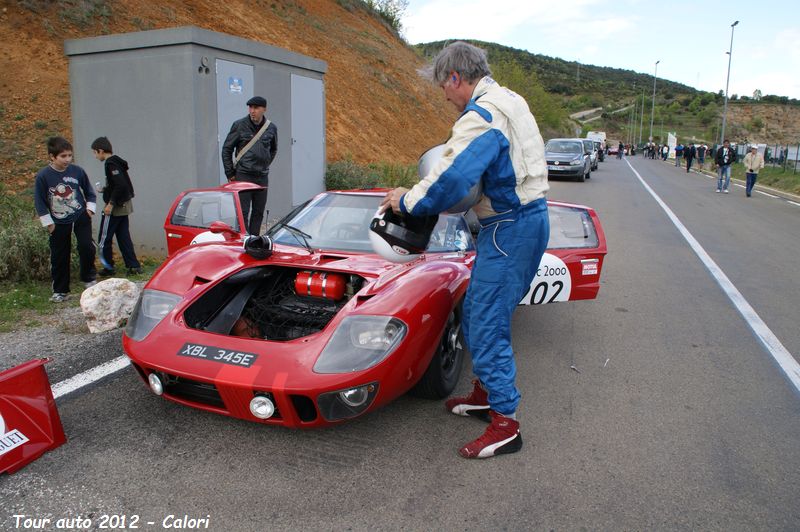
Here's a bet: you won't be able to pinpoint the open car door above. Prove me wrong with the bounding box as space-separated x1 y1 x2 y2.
519 201 607 305
163 182 262 256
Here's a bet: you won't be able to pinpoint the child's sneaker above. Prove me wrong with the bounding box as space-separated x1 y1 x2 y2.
458 411 522 459
50 293 68 303
445 379 490 421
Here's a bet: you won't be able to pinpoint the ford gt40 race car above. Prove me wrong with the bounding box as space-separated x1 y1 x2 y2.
122 185 607 428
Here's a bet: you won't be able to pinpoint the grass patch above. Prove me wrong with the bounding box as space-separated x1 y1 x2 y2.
0 281 62 332
731 164 800 195
0 256 162 333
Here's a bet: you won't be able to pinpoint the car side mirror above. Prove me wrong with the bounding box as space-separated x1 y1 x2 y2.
209 221 239 240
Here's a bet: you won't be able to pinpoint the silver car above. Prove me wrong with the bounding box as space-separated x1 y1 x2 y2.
545 138 591 182
582 139 599 171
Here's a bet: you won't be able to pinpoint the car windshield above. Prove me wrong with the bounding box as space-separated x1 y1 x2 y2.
267 192 474 253
546 141 582 154
583 141 593 151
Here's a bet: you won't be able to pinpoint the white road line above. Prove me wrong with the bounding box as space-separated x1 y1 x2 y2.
789 201 800 208
756 190 779 198
52 356 131 399
626 159 800 393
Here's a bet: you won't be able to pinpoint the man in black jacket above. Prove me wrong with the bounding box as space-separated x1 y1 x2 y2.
91 136 141 275
715 139 736 193
221 96 278 235
684 142 696 173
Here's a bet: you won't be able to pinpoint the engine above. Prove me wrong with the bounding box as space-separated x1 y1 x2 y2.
184 267 365 341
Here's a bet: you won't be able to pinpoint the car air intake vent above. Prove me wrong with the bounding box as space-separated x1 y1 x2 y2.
317 254 348 263
163 374 225 409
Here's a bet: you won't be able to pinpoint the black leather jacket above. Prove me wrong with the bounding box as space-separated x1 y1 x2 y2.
221 115 278 182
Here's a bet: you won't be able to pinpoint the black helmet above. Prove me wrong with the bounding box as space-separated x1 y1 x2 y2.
369 208 439 263
243 234 273 260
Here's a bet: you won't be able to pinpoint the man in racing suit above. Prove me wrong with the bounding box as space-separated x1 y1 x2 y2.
381 41 550 459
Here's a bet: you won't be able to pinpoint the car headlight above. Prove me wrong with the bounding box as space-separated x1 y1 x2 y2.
313 316 407 374
125 289 182 341
571 158 583 166
317 382 379 421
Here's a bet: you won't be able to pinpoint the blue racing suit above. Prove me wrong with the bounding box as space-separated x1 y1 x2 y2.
401 76 550 415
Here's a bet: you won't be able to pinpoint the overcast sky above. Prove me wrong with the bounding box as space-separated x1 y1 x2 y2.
401 0 800 100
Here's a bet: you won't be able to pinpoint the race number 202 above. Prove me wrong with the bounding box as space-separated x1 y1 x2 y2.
519 253 572 305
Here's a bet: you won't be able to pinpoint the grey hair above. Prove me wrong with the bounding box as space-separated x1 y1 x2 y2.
421 41 491 85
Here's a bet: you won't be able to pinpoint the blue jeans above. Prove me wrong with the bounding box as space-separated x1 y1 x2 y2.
745 172 758 196
717 164 732 191
462 199 549 415
675 154 682 166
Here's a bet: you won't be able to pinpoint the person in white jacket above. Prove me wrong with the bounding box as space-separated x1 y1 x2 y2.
742 146 765 197
381 41 549 459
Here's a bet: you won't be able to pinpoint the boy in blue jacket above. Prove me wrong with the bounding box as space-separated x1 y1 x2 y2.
34 136 97 302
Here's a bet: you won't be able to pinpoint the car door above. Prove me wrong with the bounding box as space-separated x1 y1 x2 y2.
163 183 256 255
519 201 607 305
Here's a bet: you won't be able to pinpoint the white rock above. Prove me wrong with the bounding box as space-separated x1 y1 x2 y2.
80 278 141 333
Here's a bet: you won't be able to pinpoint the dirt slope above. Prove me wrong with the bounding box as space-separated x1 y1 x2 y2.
0 0 454 192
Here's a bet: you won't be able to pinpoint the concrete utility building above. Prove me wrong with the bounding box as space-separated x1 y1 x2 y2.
65 26 327 254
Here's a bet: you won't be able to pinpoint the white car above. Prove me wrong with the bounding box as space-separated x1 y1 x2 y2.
582 139 599 171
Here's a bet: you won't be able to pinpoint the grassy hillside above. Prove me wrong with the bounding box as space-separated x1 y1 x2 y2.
416 40 800 147
2 1 797 198
0 0 455 194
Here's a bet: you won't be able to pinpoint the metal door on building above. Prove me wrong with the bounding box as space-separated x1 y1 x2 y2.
290 74 325 204
216 59 254 184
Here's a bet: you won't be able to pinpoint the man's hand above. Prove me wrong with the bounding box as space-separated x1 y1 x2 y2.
103 204 113 216
87 209 94 217
380 187 409 214
47 224 55 234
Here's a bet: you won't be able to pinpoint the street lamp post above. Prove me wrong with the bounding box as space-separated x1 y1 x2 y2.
649 60 660 141
720 20 739 144
639 87 645 145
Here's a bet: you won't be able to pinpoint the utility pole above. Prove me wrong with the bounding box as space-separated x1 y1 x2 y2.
639 87 645 145
649 60 660 141
720 21 739 144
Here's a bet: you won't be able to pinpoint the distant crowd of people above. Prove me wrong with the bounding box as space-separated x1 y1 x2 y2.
637 139 764 196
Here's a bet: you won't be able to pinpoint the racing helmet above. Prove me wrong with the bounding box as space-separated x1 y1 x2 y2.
243 234 273 260
369 208 439 263
418 144 482 213
190 231 226 245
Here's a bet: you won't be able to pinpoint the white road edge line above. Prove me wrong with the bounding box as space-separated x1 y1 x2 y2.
788 201 800 208
52 355 131 399
756 190 779 198
625 159 800 393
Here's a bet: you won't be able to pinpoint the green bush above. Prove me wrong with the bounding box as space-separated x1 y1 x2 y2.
325 158 417 190
325 157 380 190
0 186 50 282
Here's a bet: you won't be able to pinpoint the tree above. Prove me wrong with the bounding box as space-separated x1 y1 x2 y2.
753 89 762 101
364 0 409 33
490 60 567 133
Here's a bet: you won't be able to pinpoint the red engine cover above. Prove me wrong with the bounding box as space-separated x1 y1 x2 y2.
294 271 346 300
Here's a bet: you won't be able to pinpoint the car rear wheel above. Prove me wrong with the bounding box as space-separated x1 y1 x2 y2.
409 305 465 399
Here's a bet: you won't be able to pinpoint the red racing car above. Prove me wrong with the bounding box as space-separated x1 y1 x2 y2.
122 184 607 427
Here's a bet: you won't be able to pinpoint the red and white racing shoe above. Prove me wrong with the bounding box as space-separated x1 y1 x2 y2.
445 379 490 421
458 411 522 459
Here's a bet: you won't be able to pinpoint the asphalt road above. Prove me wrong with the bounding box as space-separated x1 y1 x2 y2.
2 155 799 531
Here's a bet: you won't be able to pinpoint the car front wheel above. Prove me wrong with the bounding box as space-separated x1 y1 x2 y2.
410 305 465 399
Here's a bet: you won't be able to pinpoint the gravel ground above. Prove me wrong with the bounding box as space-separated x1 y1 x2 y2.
0 284 143 385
